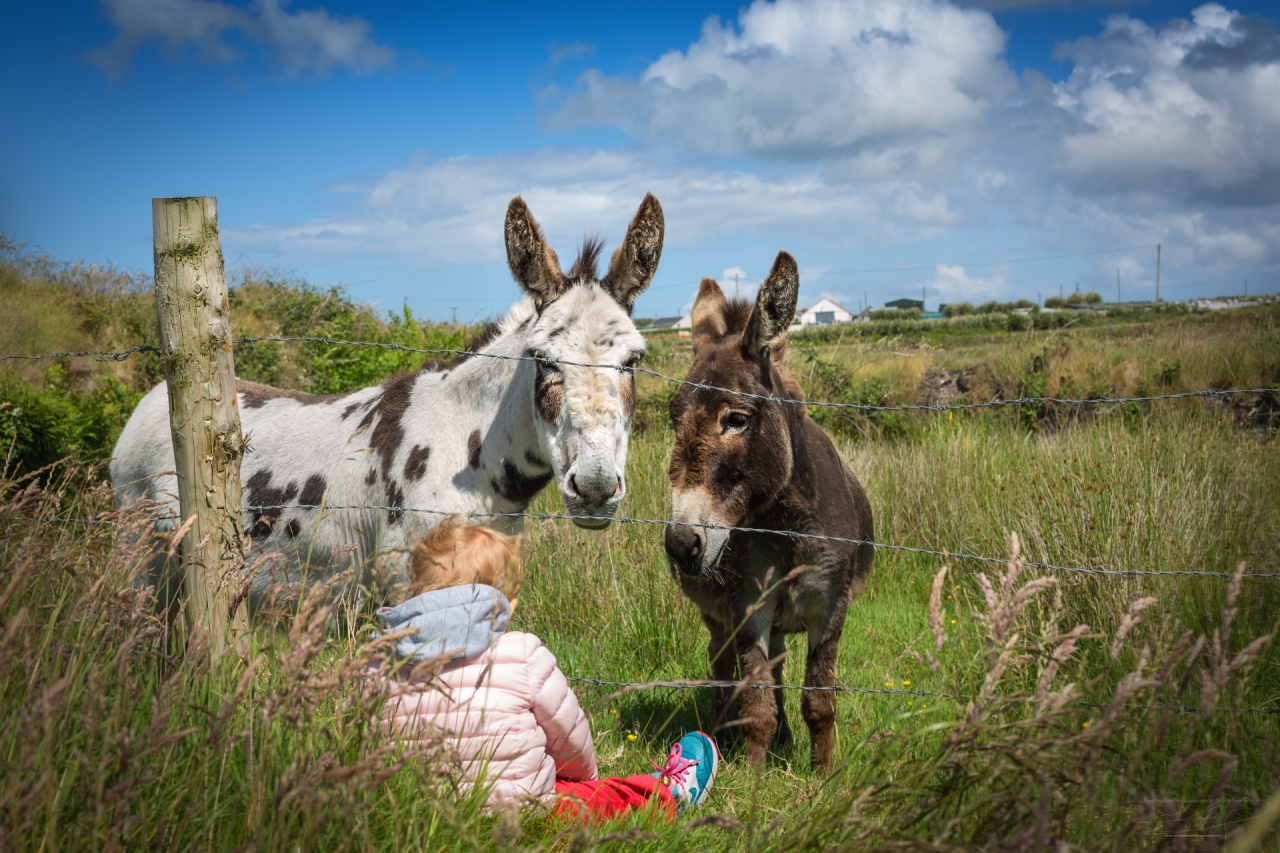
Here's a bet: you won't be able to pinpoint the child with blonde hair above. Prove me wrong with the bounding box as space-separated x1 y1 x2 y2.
374 516 717 820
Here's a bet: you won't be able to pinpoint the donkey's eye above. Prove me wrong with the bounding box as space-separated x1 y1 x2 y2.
722 411 751 432
532 351 561 373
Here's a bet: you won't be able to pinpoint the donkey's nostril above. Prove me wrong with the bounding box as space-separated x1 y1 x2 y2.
613 476 622 497
569 474 579 497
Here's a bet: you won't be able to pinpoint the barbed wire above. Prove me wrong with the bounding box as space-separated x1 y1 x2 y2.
0 345 162 363
9 501 1271 578
8 503 1274 580
226 502 1277 579
235 335 1280 414
564 676 1280 715
3 335 1276 413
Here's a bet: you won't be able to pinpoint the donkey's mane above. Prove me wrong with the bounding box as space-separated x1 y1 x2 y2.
566 235 606 282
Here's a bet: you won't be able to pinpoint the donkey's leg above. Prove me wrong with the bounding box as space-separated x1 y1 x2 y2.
769 631 793 748
802 617 846 773
703 614 739 749
736 629 778 768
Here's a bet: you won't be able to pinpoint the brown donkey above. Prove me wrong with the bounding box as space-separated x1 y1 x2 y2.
664 252 874 771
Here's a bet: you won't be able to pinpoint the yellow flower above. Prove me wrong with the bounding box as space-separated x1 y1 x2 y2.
627 733 638 742
954 585 959 590
1082 722 1090 728
886 681 894 687
951 619 957 624
610 709 617 714
903 681 911 686
947 594 952 599
907 701 913 706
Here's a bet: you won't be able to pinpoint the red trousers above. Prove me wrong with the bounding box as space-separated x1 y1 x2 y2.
553 775 676 821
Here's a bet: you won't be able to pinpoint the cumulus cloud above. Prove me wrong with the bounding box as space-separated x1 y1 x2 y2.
545 0 1016 180
925 264 1010 302
1049 4 1280 207
889 189 963 226
90 0 396 78
225 148 898 266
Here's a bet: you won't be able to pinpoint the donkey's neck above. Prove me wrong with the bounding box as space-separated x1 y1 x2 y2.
424 312 551 511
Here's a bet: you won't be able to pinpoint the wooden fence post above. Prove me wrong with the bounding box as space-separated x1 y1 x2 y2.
152 197 249 659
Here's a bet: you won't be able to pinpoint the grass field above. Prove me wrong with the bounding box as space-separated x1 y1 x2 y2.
2 243 1279 851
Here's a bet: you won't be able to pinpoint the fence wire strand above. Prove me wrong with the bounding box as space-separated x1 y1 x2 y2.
563 677 1280 715
4 336 1276 414
72 501 1263 580
6 502 1276 579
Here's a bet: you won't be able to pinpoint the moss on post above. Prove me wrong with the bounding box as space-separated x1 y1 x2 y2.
152 196 249 659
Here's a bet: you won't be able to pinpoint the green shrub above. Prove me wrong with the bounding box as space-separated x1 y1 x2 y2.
0 364 139 477
869 307 922 321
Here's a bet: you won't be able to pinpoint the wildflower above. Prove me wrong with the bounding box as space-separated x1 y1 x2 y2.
951 619 957 624
627 733 638 742
610 709 617 715
886 681 894 687
907 701 913 706
903 681 910 686
1082 722 1090 728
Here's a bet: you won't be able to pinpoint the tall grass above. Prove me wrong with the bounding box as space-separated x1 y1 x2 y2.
3 444 1275 850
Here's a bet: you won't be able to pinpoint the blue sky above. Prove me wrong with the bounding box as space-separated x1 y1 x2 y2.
2 0 1277 321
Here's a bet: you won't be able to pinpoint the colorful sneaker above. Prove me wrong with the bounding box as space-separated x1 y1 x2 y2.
651 731 718 812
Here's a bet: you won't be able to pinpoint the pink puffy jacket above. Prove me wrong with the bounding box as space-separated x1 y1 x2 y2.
381 629 598 806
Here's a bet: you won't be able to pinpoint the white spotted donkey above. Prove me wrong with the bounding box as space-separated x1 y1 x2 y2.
111 195 664 604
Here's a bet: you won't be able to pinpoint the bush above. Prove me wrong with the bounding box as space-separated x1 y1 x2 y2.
943 302 975 318
1045 296 1069 309
1067 290 1103 305
0 364 139 478
869 307 922 321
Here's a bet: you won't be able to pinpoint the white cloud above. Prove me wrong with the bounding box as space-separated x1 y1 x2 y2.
888 189 963 226
546 0 1015 180
1049 3 1280 206
226 147 904 266
90 0 396 77
925 264 1010 302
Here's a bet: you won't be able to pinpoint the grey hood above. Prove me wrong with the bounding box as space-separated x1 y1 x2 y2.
374 584 510 663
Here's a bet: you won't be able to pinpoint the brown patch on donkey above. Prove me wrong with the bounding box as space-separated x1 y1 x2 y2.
664 252 874 772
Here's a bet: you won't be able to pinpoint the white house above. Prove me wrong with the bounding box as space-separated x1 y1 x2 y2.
796 297 855 327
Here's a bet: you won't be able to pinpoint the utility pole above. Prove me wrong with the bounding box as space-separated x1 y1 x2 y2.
451 306 457 325
1244 279 1247 298
735 273 740 299
1155 243 1161 303
1117 268 1121 303
865 290 869 314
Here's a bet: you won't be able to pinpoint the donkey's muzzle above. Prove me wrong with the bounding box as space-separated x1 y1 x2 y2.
664 523 705 576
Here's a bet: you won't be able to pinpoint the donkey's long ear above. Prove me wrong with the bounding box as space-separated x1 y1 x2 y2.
691 278 728 353
742 252 800 363
601 194 664 312
505 197 566 310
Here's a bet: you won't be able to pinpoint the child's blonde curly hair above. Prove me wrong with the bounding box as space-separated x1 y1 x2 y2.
407 516 524 599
